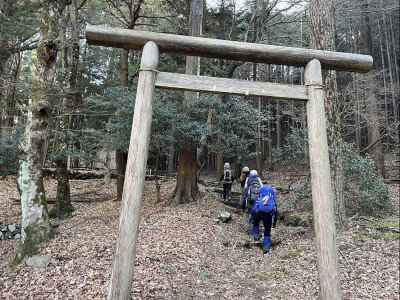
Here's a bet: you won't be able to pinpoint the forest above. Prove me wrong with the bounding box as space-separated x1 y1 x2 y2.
0 0 399 299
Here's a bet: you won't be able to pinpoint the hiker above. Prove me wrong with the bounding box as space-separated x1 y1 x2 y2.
250 185 278 256
220 162 234 201
240 169 263 213
239 166 250 189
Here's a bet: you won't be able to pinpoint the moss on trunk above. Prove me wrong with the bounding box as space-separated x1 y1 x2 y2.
13 220 53 265
15 0 67 265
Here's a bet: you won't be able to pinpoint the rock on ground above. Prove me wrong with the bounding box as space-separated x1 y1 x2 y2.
25 255 51 270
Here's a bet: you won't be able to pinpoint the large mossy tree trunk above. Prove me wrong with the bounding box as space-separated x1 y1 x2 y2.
309 0 346 229
16 0 68 263
173 0 203 204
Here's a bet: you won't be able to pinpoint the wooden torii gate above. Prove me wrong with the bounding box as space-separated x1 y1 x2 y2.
86 25 373 300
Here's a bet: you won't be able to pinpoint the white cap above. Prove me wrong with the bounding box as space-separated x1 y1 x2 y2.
242 166 250 172
250 170 258 176
224 162 230 169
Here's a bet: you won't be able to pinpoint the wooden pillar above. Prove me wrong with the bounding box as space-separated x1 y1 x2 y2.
305 59 341 300
107 41 159 300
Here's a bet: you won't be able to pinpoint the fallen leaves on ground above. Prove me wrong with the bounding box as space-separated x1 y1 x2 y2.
0 177 399 299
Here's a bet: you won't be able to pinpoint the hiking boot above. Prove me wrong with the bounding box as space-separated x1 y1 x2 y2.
263 250 271 257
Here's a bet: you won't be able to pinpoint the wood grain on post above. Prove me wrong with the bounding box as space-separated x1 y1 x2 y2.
107 42 159 300
156 72 308 100
86 24 373 73
305 59 341 300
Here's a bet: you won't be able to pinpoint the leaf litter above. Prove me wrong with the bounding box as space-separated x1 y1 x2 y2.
0 176 399 299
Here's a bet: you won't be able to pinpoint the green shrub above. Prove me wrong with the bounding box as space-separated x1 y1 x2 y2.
280 129 392 216
273 128 308 168
342 143 391 216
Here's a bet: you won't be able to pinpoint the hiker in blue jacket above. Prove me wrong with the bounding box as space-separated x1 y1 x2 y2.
251 185 278 256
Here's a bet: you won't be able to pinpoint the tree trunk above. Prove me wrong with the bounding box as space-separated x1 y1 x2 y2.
116 149 128 201
361 0 385 177
173 0 203 204
0 2 13 140
381 3 398 124
377 19 389 131
388 15 399 86
70 0 83 169
267 102 273 169
167 142 175 173
55 158 73 218
0 53 20 139
116 49 129 201
276 101 281 150
173 148 199 205
54 0 82 218
16 0 67 263
310 0 346 229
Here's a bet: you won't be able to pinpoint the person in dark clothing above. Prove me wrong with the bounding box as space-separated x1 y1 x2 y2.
220 162 234 201
250 185 278 256
239 166 250 188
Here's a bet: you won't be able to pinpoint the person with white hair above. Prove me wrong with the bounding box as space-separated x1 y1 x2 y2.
240 169 263 212
219 162 234 201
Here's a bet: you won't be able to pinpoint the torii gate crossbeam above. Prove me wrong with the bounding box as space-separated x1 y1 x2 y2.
85 25 373 300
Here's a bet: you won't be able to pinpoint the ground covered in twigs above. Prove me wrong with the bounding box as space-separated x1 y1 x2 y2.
0 176 399 299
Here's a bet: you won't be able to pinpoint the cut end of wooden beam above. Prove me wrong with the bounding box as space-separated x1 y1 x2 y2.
141 41 159 69
305 59 323 85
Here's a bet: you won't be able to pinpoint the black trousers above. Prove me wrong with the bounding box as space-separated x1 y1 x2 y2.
223 183 232 200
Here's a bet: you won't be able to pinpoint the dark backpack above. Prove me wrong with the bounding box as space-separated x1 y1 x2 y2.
248 177 261 205
223 169 232 183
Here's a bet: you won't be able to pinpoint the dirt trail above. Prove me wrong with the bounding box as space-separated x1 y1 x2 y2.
0 177 399 299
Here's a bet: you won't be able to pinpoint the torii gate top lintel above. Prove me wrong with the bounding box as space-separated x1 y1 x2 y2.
86 24 373 73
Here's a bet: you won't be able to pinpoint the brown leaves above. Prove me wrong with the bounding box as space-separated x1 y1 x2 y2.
0 177 399 299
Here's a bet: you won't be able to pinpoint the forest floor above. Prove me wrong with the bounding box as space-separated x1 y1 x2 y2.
0 174 399 300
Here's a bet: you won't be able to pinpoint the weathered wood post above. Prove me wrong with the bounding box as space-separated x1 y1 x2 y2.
305 59 341 300
107 41 159 300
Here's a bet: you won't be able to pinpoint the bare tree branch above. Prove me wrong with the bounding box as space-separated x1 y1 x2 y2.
105 0 130 26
